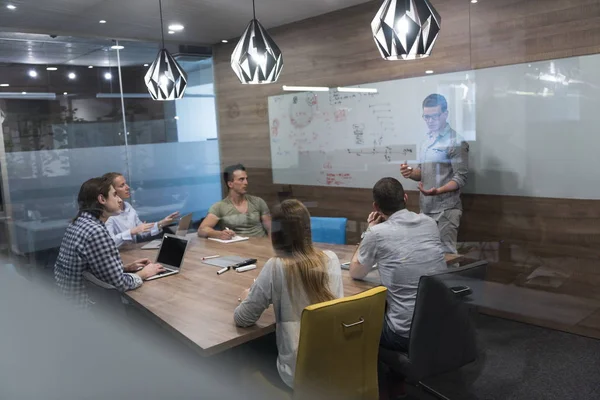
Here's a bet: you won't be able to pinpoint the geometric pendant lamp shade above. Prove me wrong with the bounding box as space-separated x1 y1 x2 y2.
371 0 441 60
231 19 284 84
144 49 188 100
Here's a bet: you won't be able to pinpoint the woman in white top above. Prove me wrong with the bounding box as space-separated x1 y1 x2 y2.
102 172 180 248
233 199 344 389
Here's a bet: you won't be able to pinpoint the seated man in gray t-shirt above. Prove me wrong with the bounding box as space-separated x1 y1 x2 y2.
198 163 271 239
349 177 446 351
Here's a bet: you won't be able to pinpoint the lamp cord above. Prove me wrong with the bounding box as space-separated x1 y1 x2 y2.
159 0 166 48
252 0 256 20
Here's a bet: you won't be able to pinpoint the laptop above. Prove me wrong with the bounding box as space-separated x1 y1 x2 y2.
141 212 193 250
145 234 190 281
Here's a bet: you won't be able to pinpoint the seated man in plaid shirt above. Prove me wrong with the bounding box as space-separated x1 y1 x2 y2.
54 177 165 306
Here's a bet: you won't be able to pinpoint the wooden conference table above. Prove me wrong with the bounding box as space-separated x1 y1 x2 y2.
120 234 461 356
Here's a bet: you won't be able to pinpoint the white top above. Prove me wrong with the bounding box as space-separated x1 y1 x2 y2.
358 209 446 338
233 250 343 388
105 202 159 248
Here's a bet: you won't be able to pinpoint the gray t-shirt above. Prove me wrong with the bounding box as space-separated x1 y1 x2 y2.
358 209 446 338
208 195 269 237
233 251 343 388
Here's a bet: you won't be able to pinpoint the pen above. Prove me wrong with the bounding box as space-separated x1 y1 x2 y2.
217 267 229 275
202 255 220 260
341 262 350 266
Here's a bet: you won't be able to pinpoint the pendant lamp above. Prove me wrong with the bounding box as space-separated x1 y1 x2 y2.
230 0 283 84
144 0 188 100
371 0 441 60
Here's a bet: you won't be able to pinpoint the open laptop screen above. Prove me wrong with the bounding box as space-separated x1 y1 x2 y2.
156 235 188 269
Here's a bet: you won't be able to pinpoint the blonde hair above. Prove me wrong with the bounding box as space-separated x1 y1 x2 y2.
102 172 124 186
271 200 335 305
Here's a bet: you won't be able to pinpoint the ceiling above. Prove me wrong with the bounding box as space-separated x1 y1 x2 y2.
0 0 370 45
0 32 163 67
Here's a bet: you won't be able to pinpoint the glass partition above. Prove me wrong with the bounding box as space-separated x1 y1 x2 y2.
0 33 221 259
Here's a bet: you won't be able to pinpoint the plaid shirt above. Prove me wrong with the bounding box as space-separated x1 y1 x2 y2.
54 212 142 306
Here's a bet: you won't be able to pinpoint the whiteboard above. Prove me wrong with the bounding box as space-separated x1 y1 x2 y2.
268 53 600 200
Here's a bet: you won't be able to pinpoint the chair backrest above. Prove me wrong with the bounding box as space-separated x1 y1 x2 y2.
310 217 347 245
405 272 478 379
82 271 123 310
294 286 387 400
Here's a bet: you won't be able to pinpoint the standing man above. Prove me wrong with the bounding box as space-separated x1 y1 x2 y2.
401 94 469 254
198 164 271 239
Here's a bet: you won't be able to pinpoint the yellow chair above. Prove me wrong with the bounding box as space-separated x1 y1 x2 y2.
293 286 387 400
241 286 387 400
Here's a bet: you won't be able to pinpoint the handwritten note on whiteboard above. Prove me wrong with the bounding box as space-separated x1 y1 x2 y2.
268 71 476 189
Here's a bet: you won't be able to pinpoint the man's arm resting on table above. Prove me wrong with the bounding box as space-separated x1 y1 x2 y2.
198 213 223 238
349 246 373 280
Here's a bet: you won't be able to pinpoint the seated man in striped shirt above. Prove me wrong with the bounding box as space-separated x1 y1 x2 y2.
54 177 165 307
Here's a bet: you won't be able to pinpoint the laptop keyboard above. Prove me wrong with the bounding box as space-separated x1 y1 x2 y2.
157 269 173 275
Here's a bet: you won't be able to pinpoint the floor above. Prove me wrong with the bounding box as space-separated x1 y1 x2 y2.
422 314 600 400
458 241 600 340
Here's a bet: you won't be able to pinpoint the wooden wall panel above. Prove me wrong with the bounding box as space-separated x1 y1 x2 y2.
213 0 600 335
469 0 600 68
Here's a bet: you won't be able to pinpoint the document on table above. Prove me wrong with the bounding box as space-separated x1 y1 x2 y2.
207 236 249 244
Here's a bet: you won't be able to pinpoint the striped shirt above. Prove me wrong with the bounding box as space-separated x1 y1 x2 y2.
54 212 142 307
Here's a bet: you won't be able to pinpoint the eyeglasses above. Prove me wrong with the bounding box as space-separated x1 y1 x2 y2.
422 113 443 121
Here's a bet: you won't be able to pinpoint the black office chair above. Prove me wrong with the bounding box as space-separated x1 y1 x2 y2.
83 272 127 320
378 261 488 399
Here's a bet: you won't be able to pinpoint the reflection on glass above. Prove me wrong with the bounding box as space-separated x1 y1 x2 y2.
0 34 221 255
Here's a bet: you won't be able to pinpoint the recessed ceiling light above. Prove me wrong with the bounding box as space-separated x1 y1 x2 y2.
110 45 124 50
6 4 16 10
68 72 76 80
471 0 478 3
21 91 27 95
425 70 434 74
88 65 94 69
0 84 9 87
46 67 58 71
104 72 112 80
143 63 149 67
168 24 184 31
28 70 38 78
99 20 107 24
168 30 175 34
221 39 228 43
174 116 179 120
63 92 68 95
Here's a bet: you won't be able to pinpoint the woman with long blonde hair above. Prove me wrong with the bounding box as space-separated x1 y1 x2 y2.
234 199 344 389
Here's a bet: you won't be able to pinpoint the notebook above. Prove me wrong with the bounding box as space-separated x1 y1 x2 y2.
207 235 249 244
